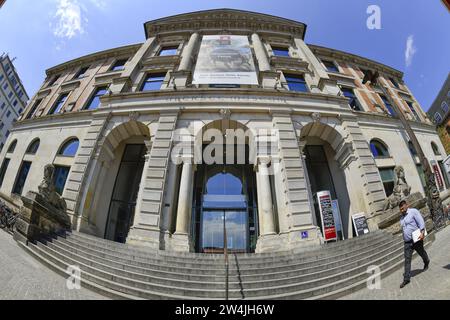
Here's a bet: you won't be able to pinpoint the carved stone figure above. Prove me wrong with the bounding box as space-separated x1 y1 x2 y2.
394 166 411 197
38 164 67 212
383 166 411 211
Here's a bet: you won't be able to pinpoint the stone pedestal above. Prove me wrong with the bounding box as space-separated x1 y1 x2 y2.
14 192 72 245
169 233 194 252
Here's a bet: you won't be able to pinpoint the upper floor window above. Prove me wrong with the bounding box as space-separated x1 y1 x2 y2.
3 83 8 90
1 102 5 110
285 74 308 93
13 100 18 107
441 101 449 114
380 95 396 117
158 46 179 56
434 112 443 124
370 139 390 158
26 139 40 155
446 125 450 136
84 87 108 111
0 122 3 130
272 46 290 57
431 142 441 156
6 110 11 118
26 99 42 120
48 74 61 87
141 73 166 91
18 90 23 98
0 74 4 81
49 93 69 115
406 101 420 121
390 77 400 89
341 87 362 111
110 59 127 71
323 60 339 73
4 64 11 72
7 140 17 153
8 91 13 99
9 76 17 87
74 66 90 79
58 139 80 157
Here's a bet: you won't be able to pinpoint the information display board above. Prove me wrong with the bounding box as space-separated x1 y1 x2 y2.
316 191 337 242
193 35 258 85
352 213 370 237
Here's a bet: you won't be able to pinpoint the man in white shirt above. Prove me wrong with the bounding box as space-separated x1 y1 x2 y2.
399 200 430 289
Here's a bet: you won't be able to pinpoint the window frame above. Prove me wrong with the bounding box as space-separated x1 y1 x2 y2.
322 60 339 73
12 161 32 196
58 138 80 157
49 93 69 115
378 167 396 197
434 112 443 124
26 99 42 120
47 74 61 87
341 87 363 111
84 86 109 111
380 95 397 117
157 46 179 57
370 139 391 158
53 165 71 195
74 66 90 80
26 139 40 155
284 73 309 93
110 59 128 72
271 46 290 57
431 142 441 156
140 72 167 92
441 101 449 114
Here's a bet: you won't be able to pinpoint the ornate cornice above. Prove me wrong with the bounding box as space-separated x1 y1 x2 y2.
144 9 307 39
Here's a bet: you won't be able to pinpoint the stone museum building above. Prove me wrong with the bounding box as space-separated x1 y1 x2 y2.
0 9 447 254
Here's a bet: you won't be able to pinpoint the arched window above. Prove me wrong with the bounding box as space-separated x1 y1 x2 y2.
58 139 79 157
431 142 441 156
26 139 40 155
370 139 390 158
7 140 17 153
408 141 418 156
442 101 449 114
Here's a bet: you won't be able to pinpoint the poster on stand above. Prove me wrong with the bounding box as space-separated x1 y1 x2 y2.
352 213 370 237
316 191 337 242
193 35 258 85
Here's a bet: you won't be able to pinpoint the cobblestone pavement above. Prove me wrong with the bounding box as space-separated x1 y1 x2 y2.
0 230 107 300
341 225 450 300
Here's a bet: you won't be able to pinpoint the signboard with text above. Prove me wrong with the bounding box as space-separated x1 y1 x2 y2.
431 161 444 191
352 213 370 237
317 191 337 242
193 35 258 85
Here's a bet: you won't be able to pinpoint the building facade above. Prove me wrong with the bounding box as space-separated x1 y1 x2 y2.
0 54 29 152
0 9 447 254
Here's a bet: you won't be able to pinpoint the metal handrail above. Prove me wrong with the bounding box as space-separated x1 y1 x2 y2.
223 212 229 300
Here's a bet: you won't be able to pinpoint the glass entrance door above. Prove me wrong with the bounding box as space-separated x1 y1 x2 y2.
201 210 248 254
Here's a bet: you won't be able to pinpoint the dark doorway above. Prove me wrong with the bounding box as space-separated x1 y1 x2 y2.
105 144 146 243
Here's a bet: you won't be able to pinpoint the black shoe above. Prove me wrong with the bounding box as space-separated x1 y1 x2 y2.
400 280 410 289
423 261 430 271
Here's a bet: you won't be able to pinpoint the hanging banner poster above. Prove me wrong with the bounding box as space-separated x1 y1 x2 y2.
431 160 444 191
193 35 258 85
317 191 337 242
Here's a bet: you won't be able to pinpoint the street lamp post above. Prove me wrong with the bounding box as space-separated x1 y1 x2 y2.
363 71 446 230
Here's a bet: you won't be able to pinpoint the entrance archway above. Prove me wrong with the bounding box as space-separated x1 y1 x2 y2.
86 121 151 243
191 120 258 253
297 121 353 240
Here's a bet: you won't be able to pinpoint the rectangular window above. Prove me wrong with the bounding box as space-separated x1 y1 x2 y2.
18 90 23 98
0 158 10 188
285 74 309 93
48 74 61 87
406 101 420 121
13 100 18 107
0 122 3 130
74 66 90 79
323 60 339 73
434 112 443 124
8 91 13 99
26 99 42 119
341 87 362 111
272 46 290 57
3 83 8 90
54 166 70 195
379 167 395 197
49 93 69 115
158 46 179 56
110 59 127 71
4 64 11 72
12 161 32 195
0 74 4 81
390 77 400 89
1 102 5 110
141 73 166 91
84 87 108 110
6 110 11 118
380 95 396 117
9 76 17 87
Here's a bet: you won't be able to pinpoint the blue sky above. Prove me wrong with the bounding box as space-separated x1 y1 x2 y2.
0 0 449 111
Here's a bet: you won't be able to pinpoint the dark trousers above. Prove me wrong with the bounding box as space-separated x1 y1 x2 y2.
403 240 430 281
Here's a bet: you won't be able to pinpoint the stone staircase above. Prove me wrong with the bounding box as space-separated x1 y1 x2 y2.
17 230 433 300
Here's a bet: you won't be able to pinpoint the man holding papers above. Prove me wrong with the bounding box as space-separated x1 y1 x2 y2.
399 200 430 289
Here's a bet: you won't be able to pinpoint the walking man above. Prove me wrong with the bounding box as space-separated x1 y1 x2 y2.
399 200 430 288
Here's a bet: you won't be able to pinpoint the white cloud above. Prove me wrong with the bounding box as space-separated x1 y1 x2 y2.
88 0 107 10
52 0 85 39
405 35 417 67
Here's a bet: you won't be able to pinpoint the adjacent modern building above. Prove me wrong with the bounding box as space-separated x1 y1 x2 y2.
0 54 29 152
428 72 450 189
0 9 448 254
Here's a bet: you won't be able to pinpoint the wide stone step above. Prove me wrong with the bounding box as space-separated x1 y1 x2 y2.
45 237 403 291
30 237 404 299
63 231 389 267
50 236 400 281
53 235 397 275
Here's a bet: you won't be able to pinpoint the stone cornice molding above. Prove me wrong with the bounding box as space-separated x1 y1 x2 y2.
144 9 307 40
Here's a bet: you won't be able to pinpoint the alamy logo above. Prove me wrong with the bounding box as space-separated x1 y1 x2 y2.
367 5 382 30
66 265 81 290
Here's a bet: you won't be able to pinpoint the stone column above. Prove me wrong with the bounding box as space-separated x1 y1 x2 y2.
179 33 200 72
251 33 271 72
172 156 194 252
256 156 276 235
